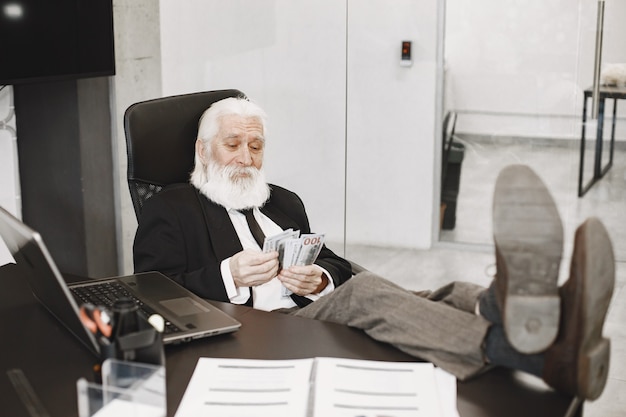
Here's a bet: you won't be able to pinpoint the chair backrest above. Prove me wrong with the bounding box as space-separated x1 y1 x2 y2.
124 89 245 219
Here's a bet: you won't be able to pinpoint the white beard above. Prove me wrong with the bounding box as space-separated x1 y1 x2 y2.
195 160 270 210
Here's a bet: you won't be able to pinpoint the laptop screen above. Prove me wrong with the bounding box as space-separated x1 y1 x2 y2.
0 207 100 354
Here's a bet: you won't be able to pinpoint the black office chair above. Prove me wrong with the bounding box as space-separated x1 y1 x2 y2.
124 89 246 217
124 89 366 274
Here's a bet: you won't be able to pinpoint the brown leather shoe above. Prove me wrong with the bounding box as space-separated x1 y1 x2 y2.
543 217 614 400
493 165 563 353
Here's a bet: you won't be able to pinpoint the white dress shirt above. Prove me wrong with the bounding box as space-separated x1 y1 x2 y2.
219 207 335 311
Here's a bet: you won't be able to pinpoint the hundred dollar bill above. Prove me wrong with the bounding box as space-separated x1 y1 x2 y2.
262 228 299 267
293 233 325 266
264 230 300 298
280 238 301 297
280 233 325 297
281 239 301 269
280 233 325 268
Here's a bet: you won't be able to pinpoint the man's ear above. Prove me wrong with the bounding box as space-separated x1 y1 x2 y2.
196 139 208 164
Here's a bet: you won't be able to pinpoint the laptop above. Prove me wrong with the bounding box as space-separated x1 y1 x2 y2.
0 207 241 356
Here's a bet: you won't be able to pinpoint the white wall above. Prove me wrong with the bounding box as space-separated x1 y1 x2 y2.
157 0 439 259
446 0 626 140
345 0 438 248
159 0 348 247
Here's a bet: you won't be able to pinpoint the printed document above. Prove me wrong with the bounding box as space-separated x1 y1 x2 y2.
174 358 312 417
174 357 458 417
312 357 447 416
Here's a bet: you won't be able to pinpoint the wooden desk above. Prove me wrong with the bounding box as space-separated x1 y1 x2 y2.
578 85 626 197
0 263 581 417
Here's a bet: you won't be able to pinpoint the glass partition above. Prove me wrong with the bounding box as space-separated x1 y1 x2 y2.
438 0 625 263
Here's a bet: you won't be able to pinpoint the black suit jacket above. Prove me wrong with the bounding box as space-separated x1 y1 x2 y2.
133 183 352 303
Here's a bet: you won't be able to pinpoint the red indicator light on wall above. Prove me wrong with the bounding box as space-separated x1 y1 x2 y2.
402 41 411 58
401 41 412 67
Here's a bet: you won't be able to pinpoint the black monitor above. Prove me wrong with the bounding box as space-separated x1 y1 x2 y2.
0 0 115 85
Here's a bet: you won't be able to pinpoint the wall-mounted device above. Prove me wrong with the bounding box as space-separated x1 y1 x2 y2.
401 41 412 67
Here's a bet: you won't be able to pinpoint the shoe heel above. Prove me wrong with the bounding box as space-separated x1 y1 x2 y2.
504 294 560 354
579 338 610 401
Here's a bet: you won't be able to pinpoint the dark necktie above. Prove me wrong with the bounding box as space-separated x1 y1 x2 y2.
241 209 266 248
239 209 312 308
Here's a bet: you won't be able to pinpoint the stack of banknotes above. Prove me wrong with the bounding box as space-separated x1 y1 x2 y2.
262 229 325 298
262 229 325 269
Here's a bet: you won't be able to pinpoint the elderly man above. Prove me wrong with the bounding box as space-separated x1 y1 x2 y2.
134 97 614 400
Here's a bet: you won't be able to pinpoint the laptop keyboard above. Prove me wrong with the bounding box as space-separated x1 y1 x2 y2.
70 281 180 334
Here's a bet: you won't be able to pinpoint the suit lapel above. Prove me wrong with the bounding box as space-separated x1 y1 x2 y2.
195 191 244 261
261 201 299 231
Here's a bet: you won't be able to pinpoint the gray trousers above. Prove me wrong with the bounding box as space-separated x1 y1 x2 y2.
291 271 491 380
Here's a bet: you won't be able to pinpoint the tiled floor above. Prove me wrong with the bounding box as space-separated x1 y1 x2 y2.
341 138 626 417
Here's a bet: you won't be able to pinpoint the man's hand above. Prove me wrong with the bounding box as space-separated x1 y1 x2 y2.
277 265 329 296
230 249 279 288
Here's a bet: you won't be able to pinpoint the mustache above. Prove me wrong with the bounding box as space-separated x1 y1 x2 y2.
220 165 258 183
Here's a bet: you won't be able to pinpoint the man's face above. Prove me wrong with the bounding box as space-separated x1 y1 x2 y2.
210 114 265 178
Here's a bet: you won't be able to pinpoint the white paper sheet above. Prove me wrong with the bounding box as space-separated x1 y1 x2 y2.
312 358 445 417
174 357 459 417
174 358 314 417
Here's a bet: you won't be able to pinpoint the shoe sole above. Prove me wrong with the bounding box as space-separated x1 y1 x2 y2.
493 165 563 354
574 217 614 400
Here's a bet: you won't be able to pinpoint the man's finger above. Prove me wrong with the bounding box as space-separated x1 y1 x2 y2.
244 250 279 266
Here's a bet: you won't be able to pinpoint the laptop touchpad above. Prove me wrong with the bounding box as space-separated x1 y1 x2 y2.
160 297 211 316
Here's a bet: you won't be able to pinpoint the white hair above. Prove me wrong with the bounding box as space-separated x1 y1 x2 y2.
190 96 268 188
190 97 270 209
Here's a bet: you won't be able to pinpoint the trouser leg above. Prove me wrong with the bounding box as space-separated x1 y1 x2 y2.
293 271 491 380
426 281 486 313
